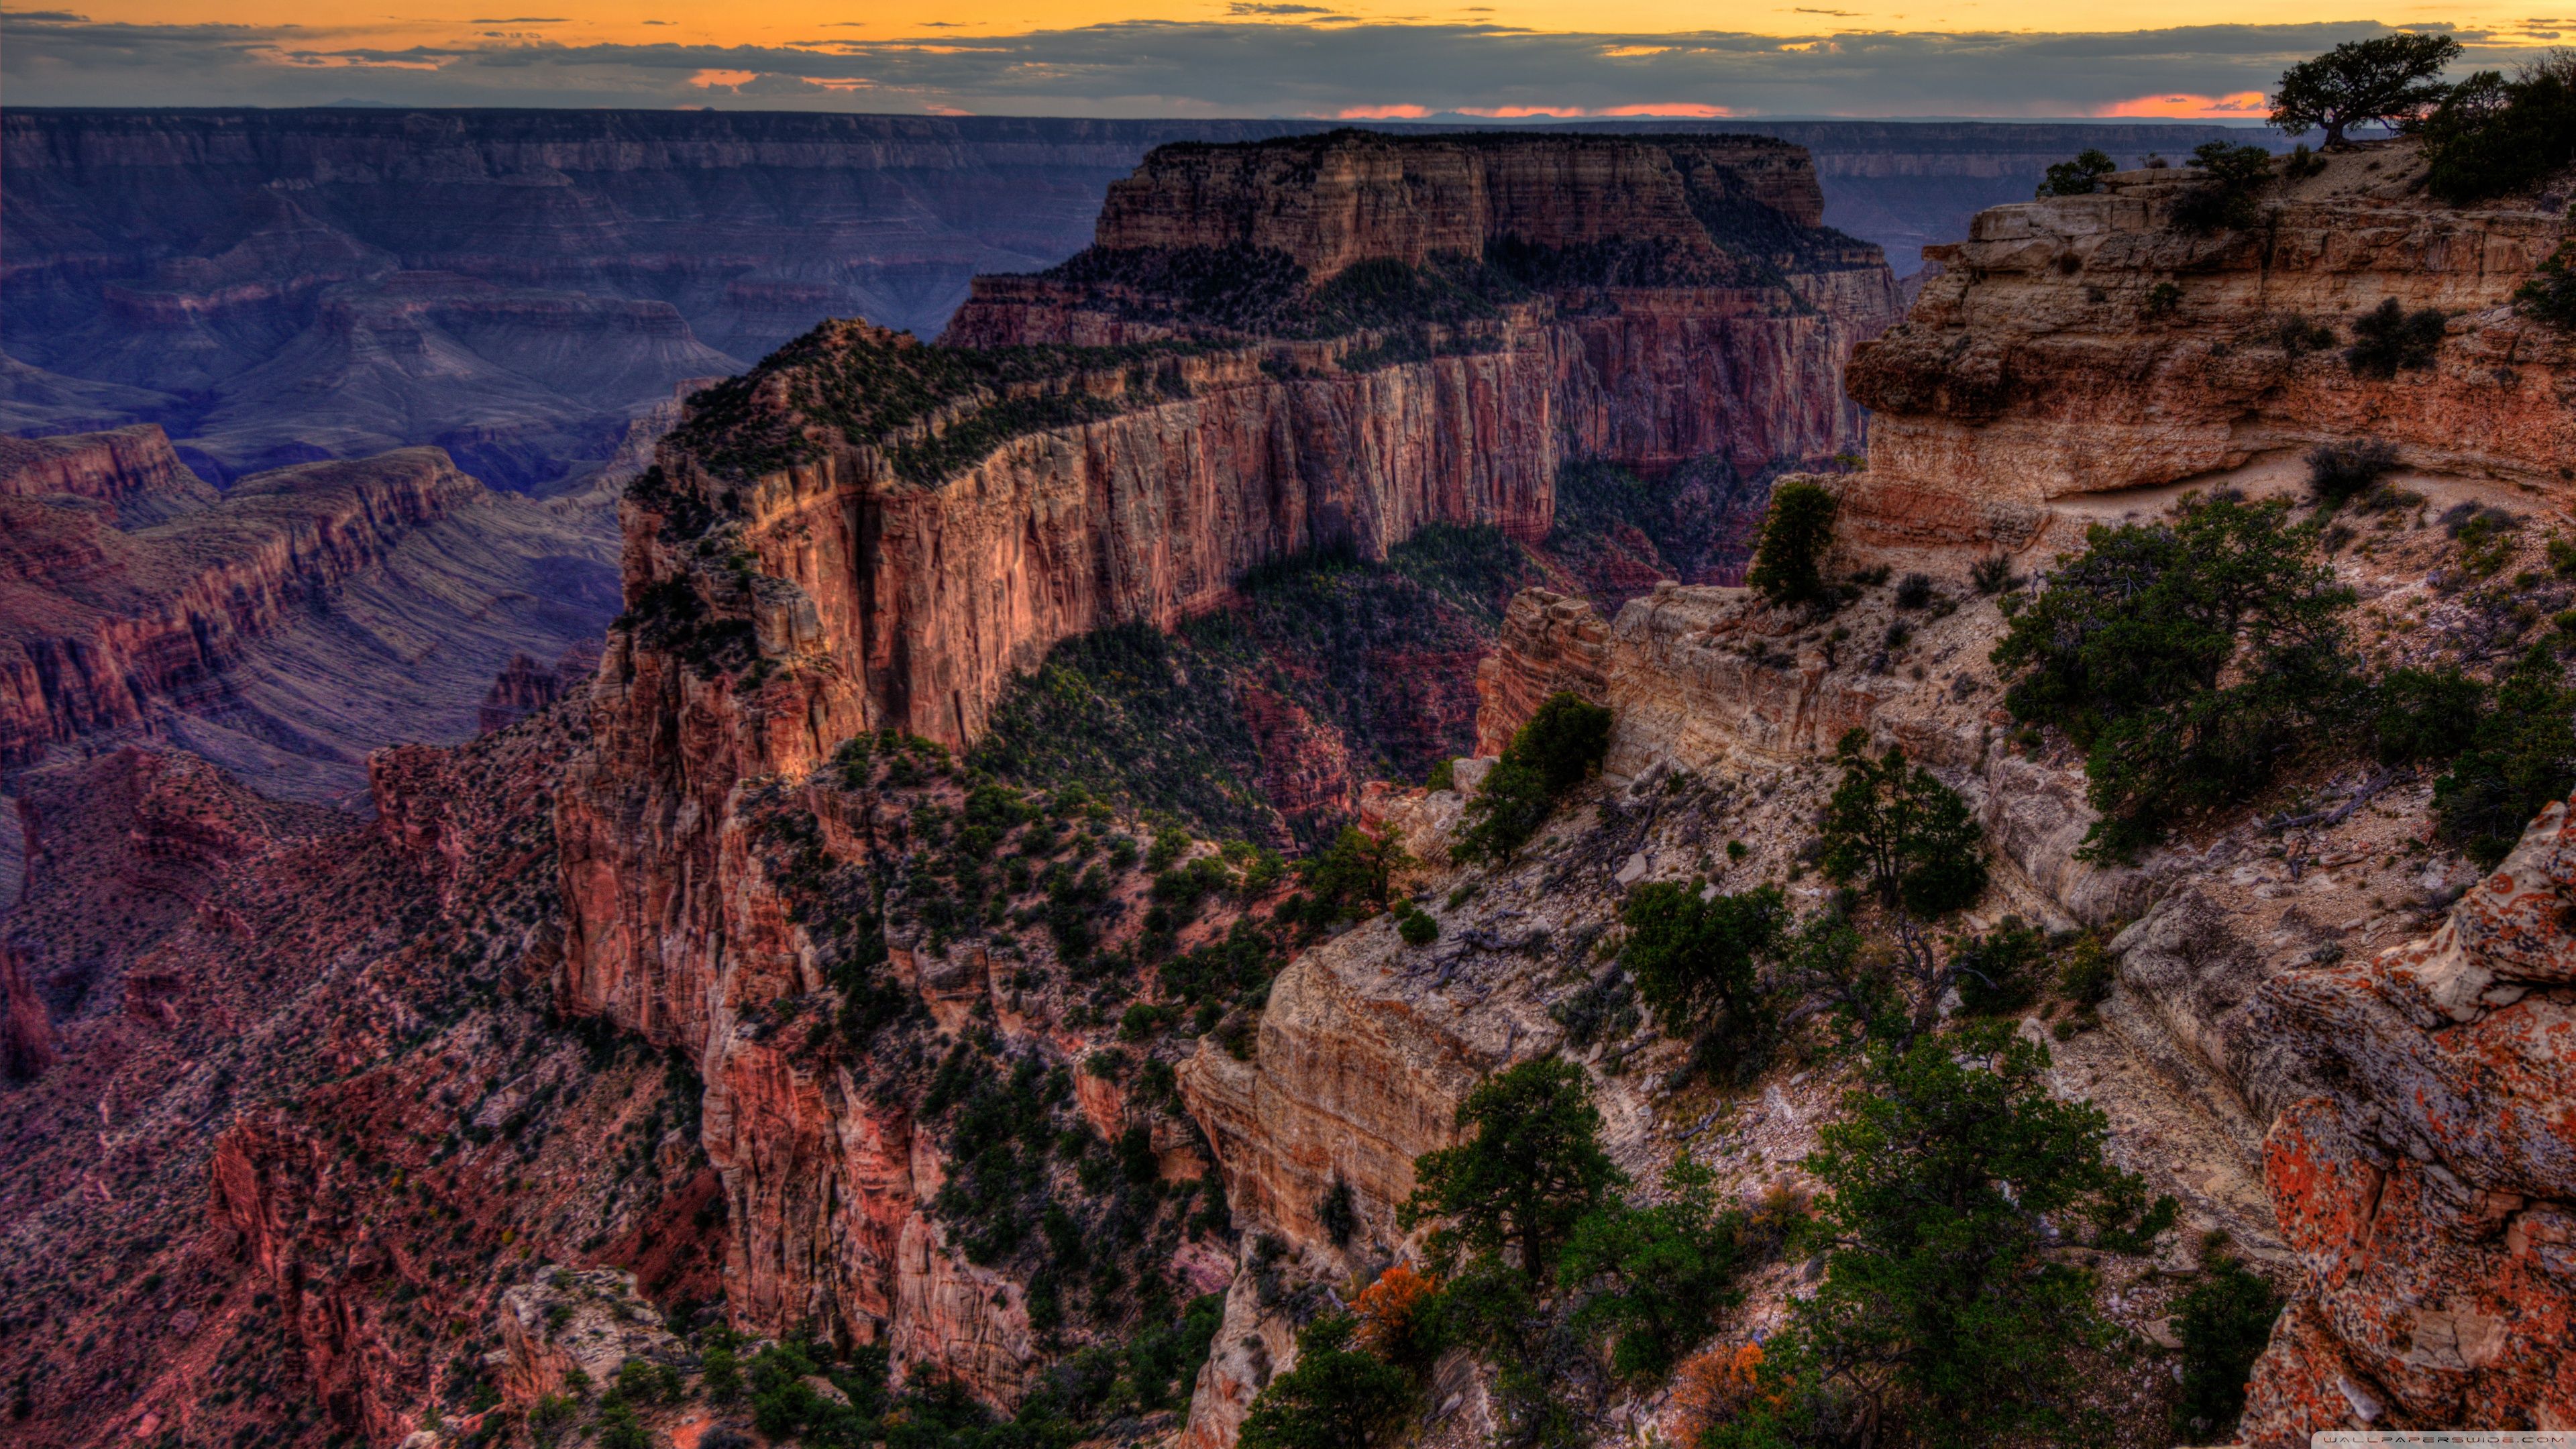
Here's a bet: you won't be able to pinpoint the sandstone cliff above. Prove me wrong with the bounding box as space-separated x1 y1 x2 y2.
550 129 1896 1416
1846 144 2573 544
0 424 215 523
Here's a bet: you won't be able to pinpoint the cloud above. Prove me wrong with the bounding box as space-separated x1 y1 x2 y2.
2096 89 2271 117
468 15 566 21
0 15 2549 120
1229 3 1337 12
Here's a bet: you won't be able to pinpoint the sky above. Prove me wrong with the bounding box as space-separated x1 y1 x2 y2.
2 4 2567 118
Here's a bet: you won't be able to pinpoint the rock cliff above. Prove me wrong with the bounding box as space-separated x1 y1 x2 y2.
0 430 619 802
1846 144 2573 544
1411 139 2576 1443
550 128 1894 1416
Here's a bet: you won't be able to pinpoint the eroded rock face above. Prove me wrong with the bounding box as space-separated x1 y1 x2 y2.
0 437 619 801
1077 132 1831 279
551 133 1900 1406
2239 799 2576 1442
1846 146 2574 542
495 1267 689 1409
0 424 215 523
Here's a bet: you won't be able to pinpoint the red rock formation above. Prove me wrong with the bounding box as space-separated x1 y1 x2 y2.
478 653 566 734
0 424 215 523
554 131 1897 1415
1237 682 1360 836
2240 796 2576 1441
0 939 51 1079
0 433 619 800
0 447 472 765
1472 588 1613 755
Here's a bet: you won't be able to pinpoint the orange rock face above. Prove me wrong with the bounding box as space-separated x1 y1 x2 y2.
2239 798 2576 1441
553 130 1898 1415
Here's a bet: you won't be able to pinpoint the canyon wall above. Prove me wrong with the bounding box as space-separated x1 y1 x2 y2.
553 129 1895 1409
1083 132 1829 276
3 109 2251 488
1846 146 2575 544
0 428 617 803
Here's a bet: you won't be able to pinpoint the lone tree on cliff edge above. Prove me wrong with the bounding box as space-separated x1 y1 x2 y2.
2270 32 2462 147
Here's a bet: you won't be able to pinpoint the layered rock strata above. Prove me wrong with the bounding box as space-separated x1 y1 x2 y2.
555 130 1895 1413
1845 144 2574 544
0 429 619 800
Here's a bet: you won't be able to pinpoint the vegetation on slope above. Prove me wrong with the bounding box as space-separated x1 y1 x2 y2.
973 525 1542 847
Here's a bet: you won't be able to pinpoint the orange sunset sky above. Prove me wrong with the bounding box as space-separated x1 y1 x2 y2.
1 3 2563 117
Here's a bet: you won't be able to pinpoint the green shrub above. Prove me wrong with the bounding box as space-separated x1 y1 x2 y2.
1951 916 2049 1016
1970 554 2019 595
2418 56 2576 203
2143 281 2184 319
1316 1179 1358 1246
1452 692 1613 863
596 1403 649 1449
1819 729 1988 917
2169 141 2274 233
1424 757 1456 792
2435 646 2576 866
2171 1254 2284 1443
527 1394 578 1445
2372 665 2485 765
1303 825 1413 919
1741 1023 2175 1449
1746 479 1839 606
2306 438 2400 507
698 1344 741 1402
2035 148 2116 197
1236 1316 1417 1449
2347 297 2447 378
2518 242 2576 330
2057 933 2116 1007
1398 1059 1626 1278
1992 493 2357 858
1619 881 1784 1079
1559 1159 1749 1383
1396 908 1439 946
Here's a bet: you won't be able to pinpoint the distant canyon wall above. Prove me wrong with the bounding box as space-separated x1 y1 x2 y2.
3 109 2258 486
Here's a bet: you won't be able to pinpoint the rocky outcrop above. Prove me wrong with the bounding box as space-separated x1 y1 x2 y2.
2239 798 2576 1442
477 643 600 735
1077 131 1833 278
948 133 1903 480
553 131 1898 1410
494 1267 690 1409
1845 144 2573 544
0 424 214 523
0 435 619 800
1472 588 1611 755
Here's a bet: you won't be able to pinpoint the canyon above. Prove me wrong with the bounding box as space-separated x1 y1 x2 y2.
0 423 617 805
2 116 2571 1449
2 109 2252 490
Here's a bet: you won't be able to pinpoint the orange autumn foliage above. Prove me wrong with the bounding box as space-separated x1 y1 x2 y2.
1668 1342 1765 1444
1351 1263 1439 1360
